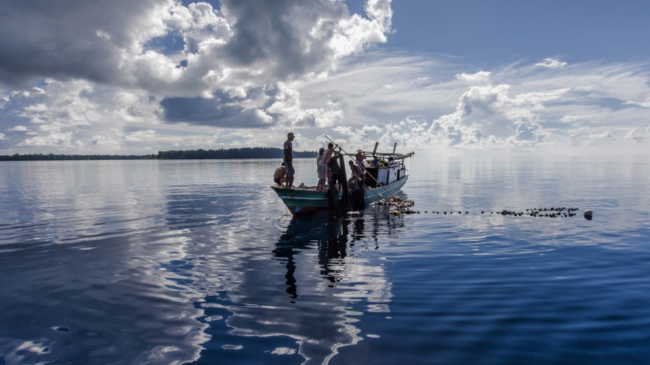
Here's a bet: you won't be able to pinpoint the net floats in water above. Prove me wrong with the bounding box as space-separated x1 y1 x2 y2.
380 205 590 219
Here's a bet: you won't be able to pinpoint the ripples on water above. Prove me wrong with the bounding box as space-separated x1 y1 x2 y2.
1 157 649 364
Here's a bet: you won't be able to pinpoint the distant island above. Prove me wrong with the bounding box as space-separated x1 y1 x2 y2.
0 148 317 161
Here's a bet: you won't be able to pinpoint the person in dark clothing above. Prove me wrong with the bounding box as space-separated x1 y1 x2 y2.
283 132 295 188
328 150 345 191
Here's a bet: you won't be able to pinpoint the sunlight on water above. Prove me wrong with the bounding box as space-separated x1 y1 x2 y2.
1 156 649 364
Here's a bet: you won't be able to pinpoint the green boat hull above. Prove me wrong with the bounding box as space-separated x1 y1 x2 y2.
271 176 408 216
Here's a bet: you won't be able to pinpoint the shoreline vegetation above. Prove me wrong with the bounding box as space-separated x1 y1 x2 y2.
0 148 317 161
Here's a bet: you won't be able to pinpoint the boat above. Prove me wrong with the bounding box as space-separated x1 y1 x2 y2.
271 145 414 216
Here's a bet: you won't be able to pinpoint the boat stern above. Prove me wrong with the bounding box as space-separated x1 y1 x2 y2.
270 186 330 216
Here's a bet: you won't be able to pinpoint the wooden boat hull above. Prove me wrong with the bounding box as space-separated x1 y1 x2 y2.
271 176 408 216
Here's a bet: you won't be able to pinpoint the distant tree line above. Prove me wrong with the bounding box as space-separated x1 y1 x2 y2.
156 148 315 159
0 153 156 161
0 148 317 161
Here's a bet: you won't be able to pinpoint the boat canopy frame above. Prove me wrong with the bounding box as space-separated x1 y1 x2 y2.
358 151 414 160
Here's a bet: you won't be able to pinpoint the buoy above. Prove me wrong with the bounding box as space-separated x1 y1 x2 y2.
584 210 593 220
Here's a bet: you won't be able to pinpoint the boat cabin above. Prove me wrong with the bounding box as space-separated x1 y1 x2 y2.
362 150 414 189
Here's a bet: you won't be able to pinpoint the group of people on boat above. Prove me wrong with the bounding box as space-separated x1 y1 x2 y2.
274 132 370 191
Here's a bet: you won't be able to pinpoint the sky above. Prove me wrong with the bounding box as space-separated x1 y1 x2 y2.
1 0 649 155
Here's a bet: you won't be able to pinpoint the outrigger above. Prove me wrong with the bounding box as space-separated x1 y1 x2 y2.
271 141 414 217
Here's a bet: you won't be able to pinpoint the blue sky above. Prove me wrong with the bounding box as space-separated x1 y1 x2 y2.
0 0 648 155
385 0 650 65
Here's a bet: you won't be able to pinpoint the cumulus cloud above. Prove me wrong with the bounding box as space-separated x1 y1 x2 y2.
19 131 74 147
1 1 649 155
625 126 650 143
265 83 344 128
0 0 393 143
91 135 121 149
535 58 568 69
410 83 567 149
321 57 650 154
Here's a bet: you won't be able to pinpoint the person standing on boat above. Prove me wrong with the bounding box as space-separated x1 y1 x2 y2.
355 150 366 168
283 132 295 189
322 142 336 167
348 160 364 189
323 142 343 190
316 148 327 191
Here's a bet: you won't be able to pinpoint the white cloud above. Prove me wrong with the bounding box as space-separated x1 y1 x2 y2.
365 0 393 33
0 0 394 139
19 131 73 147
535 58 568 69
91 135 121 149
314 55 650 154
559 115 591 123
125 129 159 142
456 71 490 82
266 83 344 128
0 2 649 155
625 98 650 108
0 133 4 140
625 126 650 143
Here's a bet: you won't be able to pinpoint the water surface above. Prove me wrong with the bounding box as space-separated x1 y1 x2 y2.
1 156 649 364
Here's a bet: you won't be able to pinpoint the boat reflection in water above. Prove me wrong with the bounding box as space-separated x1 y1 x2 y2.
207 208 404 365
275 216 354 301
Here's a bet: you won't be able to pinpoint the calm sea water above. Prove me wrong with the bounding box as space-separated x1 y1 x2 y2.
1 156 649 365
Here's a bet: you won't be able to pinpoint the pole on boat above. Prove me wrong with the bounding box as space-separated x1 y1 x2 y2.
372 142 379 157
324 135 400 201
393 142 397 154
338 153 352 213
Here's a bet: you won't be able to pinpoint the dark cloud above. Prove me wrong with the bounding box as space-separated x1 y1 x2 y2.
0 0 161 87
0 0 361 88
160 96 274 128
221 0 348 79
0 0 392 138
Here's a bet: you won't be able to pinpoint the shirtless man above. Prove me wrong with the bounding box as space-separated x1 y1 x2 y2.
274 165 287 186
322 142 338 165
348 160 364 189
316 148 327 191
322 142 344 190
